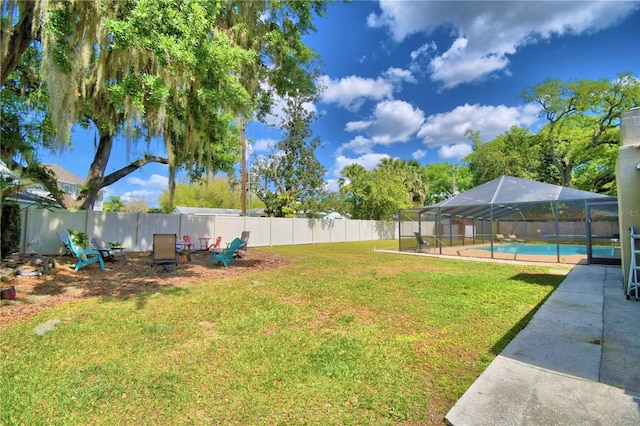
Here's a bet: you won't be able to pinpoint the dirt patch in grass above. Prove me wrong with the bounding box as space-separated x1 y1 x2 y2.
0 248 291 329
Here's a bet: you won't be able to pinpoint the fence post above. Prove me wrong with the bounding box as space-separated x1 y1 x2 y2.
84 210 91 239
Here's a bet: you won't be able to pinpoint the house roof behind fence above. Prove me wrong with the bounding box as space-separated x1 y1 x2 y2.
173 206 266 216
174 206 240 215
44 164 85 185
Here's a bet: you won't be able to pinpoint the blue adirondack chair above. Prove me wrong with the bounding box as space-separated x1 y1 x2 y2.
208 238 243 268
68 235 105 271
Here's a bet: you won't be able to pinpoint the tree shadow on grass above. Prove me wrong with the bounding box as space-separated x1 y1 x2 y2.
508 272 567 286
99 286 191 310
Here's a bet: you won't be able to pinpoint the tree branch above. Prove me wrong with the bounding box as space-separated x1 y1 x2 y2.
101 155 169 188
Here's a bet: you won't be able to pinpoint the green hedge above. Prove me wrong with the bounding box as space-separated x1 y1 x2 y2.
1 203 21 259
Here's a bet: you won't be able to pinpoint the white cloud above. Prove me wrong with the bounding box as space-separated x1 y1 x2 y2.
252 138 276 153
412 149 427 160
409 41 438 75
368 1 639 88
343 100 424 148
382 67 417 84
318 67 417 112
410 42 437 61
366 100 425 144
337 135 373 156
121 189 158 203
344 121 371 133
331 153 391 177
417 103 541 146
438 143 473 160
337 100 424 157
429 37 509 88
318 74 395 111
325 178 340 193
127 174 168 188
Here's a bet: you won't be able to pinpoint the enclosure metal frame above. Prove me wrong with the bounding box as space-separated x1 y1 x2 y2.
399 176 618 265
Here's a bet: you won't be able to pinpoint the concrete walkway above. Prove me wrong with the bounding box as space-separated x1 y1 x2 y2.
445 265 640 425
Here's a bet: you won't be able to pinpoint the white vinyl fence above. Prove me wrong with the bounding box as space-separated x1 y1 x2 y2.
19 209 397 255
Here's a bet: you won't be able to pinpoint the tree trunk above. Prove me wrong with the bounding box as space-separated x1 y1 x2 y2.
76 131 113 209
550 156 572 188
72 132 169 210
547 133 572 188
560 166 572 188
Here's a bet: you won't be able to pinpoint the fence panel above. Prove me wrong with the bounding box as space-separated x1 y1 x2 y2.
269 218 293 245
291 219 313 245
207 216 240 247
89 211 139 250
363 220 395 241
17 208 396 255
312 219 331 244
242 217 266 247
329 219 347 242
22 209 88 254
136 213 181 251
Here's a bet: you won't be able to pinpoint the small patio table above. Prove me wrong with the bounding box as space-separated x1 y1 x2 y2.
94 243 127 262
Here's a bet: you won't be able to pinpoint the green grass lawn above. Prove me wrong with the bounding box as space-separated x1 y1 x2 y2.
0 241 566 425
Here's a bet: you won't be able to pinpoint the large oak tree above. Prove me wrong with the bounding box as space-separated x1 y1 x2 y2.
1 0 327 209
521 72 639 188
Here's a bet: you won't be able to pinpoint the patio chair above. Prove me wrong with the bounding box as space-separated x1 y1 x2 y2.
508 234 526 243
495 234 511 243
67 235 105 272
610 233 620 245
151 233 179 273
182 235 194 251
414 232 430 253
233 231 250 259
209 236 222 251
208 237 243 268
91 237 127 262
239 231 250 251
57 231 71 255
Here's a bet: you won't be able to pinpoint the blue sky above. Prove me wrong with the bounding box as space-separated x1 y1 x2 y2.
41 1 640 207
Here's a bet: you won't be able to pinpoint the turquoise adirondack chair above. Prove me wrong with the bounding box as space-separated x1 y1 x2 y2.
208 238 243 268
68 235 105 271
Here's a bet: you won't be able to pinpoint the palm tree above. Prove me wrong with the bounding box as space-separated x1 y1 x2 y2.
376 158 427 207
103 195 125 212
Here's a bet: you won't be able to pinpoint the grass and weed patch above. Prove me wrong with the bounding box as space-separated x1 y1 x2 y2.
1 241 565 424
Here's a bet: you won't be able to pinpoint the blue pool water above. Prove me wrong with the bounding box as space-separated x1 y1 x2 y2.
478 243 615 257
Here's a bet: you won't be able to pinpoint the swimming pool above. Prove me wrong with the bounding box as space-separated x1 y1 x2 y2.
477 243 615 257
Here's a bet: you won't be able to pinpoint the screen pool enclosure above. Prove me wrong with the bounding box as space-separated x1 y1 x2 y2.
398 175 620 265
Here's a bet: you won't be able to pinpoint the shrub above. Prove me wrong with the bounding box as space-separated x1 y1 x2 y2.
68 229 89 249
1 203 21 258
